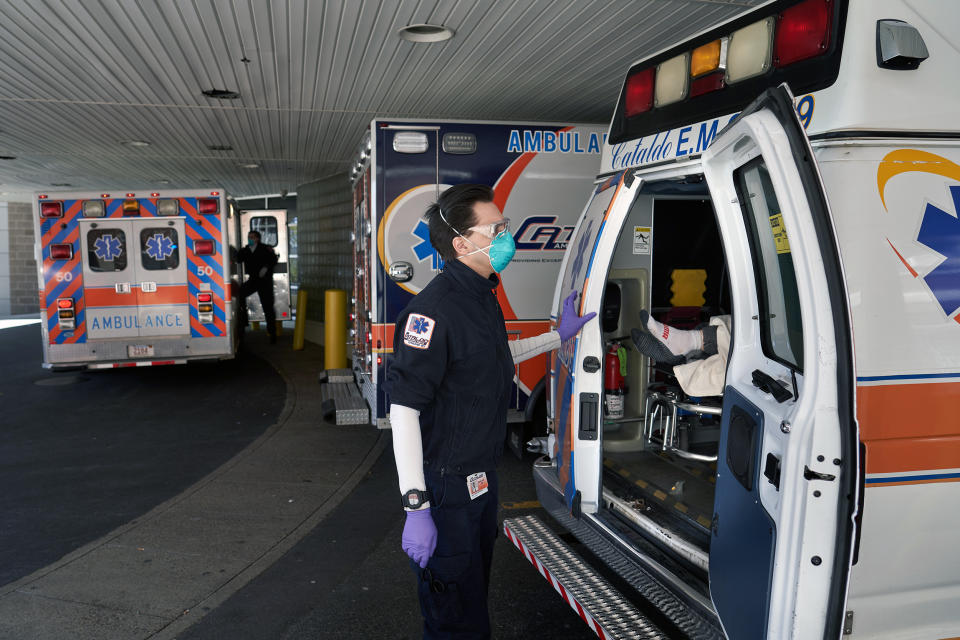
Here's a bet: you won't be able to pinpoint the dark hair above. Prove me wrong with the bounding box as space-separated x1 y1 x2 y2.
248 230 261 240
423 184 495 262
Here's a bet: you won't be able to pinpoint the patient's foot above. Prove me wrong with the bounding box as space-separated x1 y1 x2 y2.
640 310 703 356
631 325 686 366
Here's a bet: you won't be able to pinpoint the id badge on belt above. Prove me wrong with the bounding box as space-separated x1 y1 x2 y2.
466 471 489 500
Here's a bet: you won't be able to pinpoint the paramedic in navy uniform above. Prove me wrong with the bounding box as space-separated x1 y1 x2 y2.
236 229 279 343
387 184 595 639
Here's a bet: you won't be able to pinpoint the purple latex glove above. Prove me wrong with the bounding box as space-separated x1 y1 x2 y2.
557 291 597 341
402 508 438 568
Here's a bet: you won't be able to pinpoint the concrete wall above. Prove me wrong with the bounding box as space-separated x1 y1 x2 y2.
295 173 352 345
0 202 36 316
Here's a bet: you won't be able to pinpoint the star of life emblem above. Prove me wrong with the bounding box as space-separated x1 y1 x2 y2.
403 313 436 349
145 233 175 261
93 234 123 261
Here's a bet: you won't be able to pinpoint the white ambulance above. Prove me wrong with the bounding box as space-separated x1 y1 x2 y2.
347 119 604 433
33 189 242 369
505 1 960 638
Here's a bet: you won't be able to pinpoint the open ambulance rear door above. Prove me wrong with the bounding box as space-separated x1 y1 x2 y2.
701 85 858 639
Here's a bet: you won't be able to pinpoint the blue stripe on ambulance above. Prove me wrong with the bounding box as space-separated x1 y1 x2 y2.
45 261 83 308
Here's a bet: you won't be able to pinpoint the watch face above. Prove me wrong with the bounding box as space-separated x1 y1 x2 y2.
408 492 421 507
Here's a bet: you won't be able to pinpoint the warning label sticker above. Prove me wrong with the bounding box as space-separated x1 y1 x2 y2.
769 213 791 254
633 226 651 255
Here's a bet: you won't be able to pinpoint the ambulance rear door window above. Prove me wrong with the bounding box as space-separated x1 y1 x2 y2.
140 227 180 270
734 158 804 370
87 228 128 272
250 216 278 247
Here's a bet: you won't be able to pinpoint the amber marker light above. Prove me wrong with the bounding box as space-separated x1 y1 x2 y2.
691 40 722 77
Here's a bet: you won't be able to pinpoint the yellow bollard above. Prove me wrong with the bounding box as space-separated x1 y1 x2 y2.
292 290 308 351
252 321 261 331
275 320 283 336
324 289 348 369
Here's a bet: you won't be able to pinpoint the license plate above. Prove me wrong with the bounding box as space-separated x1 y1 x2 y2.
128 344 154 358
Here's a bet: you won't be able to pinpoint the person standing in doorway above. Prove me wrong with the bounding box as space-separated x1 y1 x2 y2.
387 184 595 638
237 230 278 344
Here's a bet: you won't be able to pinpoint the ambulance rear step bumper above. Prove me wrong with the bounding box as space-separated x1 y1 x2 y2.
319 370 370 426
532 466 724 639
504 514 668 640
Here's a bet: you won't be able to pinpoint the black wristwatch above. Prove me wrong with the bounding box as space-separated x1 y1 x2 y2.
401 488 432 509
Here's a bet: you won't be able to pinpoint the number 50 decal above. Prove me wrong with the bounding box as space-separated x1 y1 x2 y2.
197 265 214 277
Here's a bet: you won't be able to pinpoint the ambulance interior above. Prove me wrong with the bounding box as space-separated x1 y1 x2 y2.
599 186 730 579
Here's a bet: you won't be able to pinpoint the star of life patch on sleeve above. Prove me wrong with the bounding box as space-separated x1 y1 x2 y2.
403 313 436 350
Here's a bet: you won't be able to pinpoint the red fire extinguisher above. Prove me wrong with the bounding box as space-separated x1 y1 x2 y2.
604 342 626 419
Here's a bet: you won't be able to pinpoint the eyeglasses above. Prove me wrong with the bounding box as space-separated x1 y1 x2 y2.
466 217 510 239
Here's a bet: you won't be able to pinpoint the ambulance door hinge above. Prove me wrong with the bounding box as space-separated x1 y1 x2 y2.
843 610 854 635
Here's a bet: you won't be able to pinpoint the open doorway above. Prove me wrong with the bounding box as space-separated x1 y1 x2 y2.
599 191 730 576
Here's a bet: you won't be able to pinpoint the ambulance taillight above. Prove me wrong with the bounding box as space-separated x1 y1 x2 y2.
82 200 106 217
624 68 655 116
198 198 219 214
197 292 214 323
726 17 775 83
56 298 75 331
690 40 725 97
655 53 689 107
40 201 63 218
774 0 833 67
194 239 215 256
50 244 73 260
157 198 180 216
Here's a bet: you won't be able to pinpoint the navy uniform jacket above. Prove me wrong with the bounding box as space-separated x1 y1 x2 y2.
386 259 514 477
237 243 278 282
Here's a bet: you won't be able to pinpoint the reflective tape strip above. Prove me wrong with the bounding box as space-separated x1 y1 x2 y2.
504 515 673 640
503 521 607 639
86 359 186 369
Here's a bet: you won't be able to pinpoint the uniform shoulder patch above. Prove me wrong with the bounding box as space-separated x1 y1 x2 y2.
403 313 436 350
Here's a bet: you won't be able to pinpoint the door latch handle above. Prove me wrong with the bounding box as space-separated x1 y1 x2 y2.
751 369 792 403
582 356 601 373
764 453 781 490
115 283 131 294
803 466 836 482
140 281 157 293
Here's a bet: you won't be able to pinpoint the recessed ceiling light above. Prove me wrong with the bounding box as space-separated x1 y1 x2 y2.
124 140 151 147
208 144 233 151
203 88 240 100
51 183 72 187
239 162 260 169
0 155 15 160
398 23 455 43
158 179 171 185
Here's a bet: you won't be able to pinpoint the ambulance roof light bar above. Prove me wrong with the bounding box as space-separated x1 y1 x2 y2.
609 0 846 144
